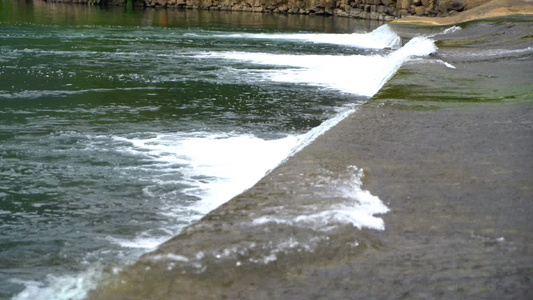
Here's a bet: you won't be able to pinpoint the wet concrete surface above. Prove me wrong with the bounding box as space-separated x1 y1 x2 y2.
88 21 533 299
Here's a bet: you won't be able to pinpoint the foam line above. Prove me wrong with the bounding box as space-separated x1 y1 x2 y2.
216 24 402 49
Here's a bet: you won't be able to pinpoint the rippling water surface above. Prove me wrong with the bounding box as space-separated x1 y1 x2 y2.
0 2 441 299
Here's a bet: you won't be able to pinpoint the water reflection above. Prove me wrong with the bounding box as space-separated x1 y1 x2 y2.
2 0 383 31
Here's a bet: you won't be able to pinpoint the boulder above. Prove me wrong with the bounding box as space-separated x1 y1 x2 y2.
464 0 485 10
376 5 387 13
437 0 465 13
415 5 425 15
397 0 412 9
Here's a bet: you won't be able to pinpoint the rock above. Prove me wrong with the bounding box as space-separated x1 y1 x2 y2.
464 0 485 10
54 0 489 21
437 0 465 13
415 5 425 15
376 5 387 13
397 8 409 17
335 8 350 16
397 0 412 9
349 7 363 17
278 4 289 11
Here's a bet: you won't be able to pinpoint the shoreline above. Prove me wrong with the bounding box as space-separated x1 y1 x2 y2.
88 17 533 299
38 0 533 23
391 0 533 25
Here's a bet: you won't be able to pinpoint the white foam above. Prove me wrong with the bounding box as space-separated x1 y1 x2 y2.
439 25 462 36
149 253 190 262
113 132 299 218
11 267 103 300
252 166 390 231
195 30 436 97
106 235 171 250
442 61 456 69
218 24 402 49
286 104 357 159
0 87 161 99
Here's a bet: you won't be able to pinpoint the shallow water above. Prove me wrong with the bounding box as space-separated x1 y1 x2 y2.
104 20 533 300
0 2 443 299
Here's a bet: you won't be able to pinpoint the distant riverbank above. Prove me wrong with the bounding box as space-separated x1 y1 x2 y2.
40 0 533 22
88 17 533 300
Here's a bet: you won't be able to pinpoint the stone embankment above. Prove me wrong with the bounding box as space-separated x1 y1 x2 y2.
44 0 485 21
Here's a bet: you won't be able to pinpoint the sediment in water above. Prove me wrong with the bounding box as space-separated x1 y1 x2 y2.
88 18 533 300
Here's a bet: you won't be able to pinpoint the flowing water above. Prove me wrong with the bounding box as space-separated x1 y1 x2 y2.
1 2 441 299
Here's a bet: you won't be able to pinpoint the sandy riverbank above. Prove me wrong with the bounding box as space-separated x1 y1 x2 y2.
393 0 533 25
88 15 533 300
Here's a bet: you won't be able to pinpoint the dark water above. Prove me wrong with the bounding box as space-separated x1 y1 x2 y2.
0 1 406 298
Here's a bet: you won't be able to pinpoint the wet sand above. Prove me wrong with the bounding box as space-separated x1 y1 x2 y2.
89 19 533 300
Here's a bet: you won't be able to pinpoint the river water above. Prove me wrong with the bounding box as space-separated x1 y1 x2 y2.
1 2 441 299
